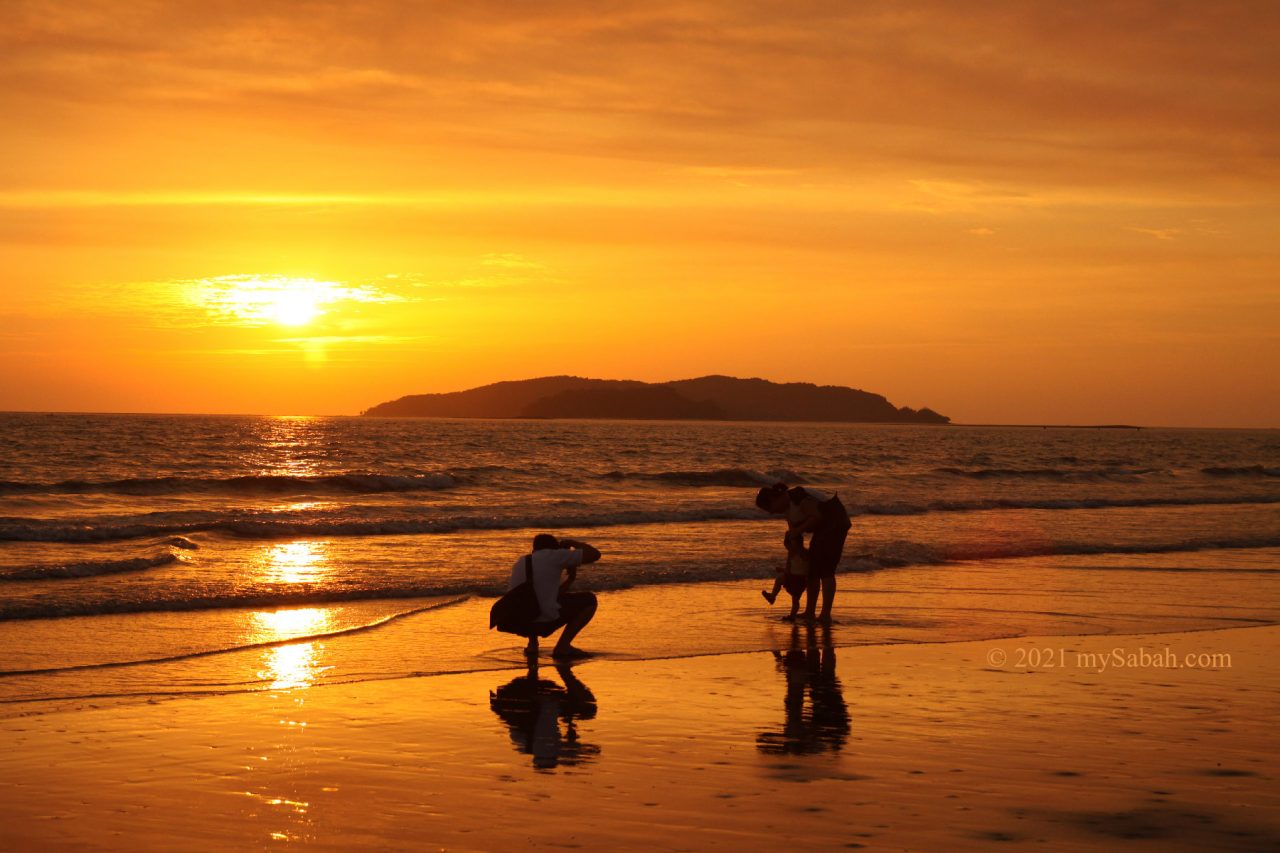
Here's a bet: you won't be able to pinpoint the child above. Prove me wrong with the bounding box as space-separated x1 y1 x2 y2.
762 530 809 619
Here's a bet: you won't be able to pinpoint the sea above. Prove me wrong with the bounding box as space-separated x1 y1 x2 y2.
2 413 1278 714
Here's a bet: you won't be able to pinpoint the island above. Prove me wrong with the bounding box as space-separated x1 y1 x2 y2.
361 375 949 424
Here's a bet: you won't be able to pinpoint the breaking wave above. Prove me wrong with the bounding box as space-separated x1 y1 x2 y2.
601 468 807 487
0 597 467 676
932 466 1167 481
1202 465 1280 478
2 535 1277 622
0 552 181 581
3 494 1277 543
0 472 459 497
0 507 763 543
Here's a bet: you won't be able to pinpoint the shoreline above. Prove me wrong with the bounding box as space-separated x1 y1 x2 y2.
5 547 1278 719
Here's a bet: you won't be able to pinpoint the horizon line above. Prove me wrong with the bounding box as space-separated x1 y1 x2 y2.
0 409 1274 430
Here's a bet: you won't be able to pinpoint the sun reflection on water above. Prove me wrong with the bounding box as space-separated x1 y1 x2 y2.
251 414 326 477
250 607 334 691
260 642 323 690
259 541 330 583
253 606 331 638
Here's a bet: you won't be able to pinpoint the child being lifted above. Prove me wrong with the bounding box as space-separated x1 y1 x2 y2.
762 530 809 620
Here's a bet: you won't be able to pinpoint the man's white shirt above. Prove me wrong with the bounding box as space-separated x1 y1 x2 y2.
507 548 585 621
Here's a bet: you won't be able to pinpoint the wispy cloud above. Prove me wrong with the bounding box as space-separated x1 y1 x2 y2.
406 254 557 293
481 253 544 270
270 334 425 346
1129 227 1180 242
5 2 1277 201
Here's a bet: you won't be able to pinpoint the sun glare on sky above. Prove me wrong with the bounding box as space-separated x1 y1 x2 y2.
192 275 387 328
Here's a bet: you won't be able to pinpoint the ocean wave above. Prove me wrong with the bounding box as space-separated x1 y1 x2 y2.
860 494 1280 516
0 552 181 581
931 466 1167 481
0 472 459 497
0 585 491 623
0 507 765 543
858 534 1280 567
1202 465 1280 478
601 468 807 487
3 493 1278 543
0 597 467 677
2 535 1277 622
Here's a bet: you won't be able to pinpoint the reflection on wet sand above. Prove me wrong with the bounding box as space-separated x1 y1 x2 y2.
250 608 334 690
758 624 850 756
490 663 600 770
259 642 323 690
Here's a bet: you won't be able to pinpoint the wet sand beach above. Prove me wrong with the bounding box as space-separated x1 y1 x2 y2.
2 620 1276 850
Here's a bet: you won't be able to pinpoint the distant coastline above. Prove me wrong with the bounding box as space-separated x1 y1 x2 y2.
361 375 951 424
7 411 1276 429
964 423 1144 430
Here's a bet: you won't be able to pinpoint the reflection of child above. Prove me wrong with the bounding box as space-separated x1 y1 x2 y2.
762 531 809 619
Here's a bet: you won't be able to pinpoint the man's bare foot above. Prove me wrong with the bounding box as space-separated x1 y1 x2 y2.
552 645 593 661
781 613 798 622
817 612 833 626
761 590 777 605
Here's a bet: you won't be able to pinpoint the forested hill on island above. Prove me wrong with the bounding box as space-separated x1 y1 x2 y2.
361 376 950 424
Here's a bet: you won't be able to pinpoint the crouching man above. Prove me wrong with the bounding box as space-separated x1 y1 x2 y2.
510 533 601 660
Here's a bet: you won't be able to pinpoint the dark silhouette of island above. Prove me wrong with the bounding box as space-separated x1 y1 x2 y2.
362 375 949 424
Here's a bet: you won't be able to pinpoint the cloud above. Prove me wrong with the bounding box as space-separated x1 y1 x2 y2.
395 253 557 295
3 1 1277 201
481 253 544 270
1129 227 1180 241
270 334 425 346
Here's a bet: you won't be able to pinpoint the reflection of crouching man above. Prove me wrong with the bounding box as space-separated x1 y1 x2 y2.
510 534 601 660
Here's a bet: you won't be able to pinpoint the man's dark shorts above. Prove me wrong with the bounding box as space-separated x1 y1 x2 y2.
530 591 598 637
808 496 852 578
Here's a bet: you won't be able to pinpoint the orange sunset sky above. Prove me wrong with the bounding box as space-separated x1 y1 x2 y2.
2 2 1277 426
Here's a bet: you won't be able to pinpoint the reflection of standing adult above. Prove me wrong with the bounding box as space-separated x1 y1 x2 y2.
757 624 850 756
489 662 600 770
756 483 851 624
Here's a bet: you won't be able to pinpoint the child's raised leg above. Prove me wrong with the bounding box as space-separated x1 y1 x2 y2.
761 575 783 605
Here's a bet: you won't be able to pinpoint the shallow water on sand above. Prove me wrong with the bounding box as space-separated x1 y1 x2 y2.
1 415 1277 713
2 547 1277 717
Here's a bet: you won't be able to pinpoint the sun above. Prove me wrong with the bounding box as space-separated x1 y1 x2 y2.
271 287 322 326
190 274 396 331
193 275 365 328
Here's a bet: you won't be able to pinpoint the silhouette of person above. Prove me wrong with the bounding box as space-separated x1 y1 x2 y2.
489 661 600 770
757 624 850 755
756 483 852 624
508 533 602 660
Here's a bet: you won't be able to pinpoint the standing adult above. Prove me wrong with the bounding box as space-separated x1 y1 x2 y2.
755 483 851 624
507 533 601 659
